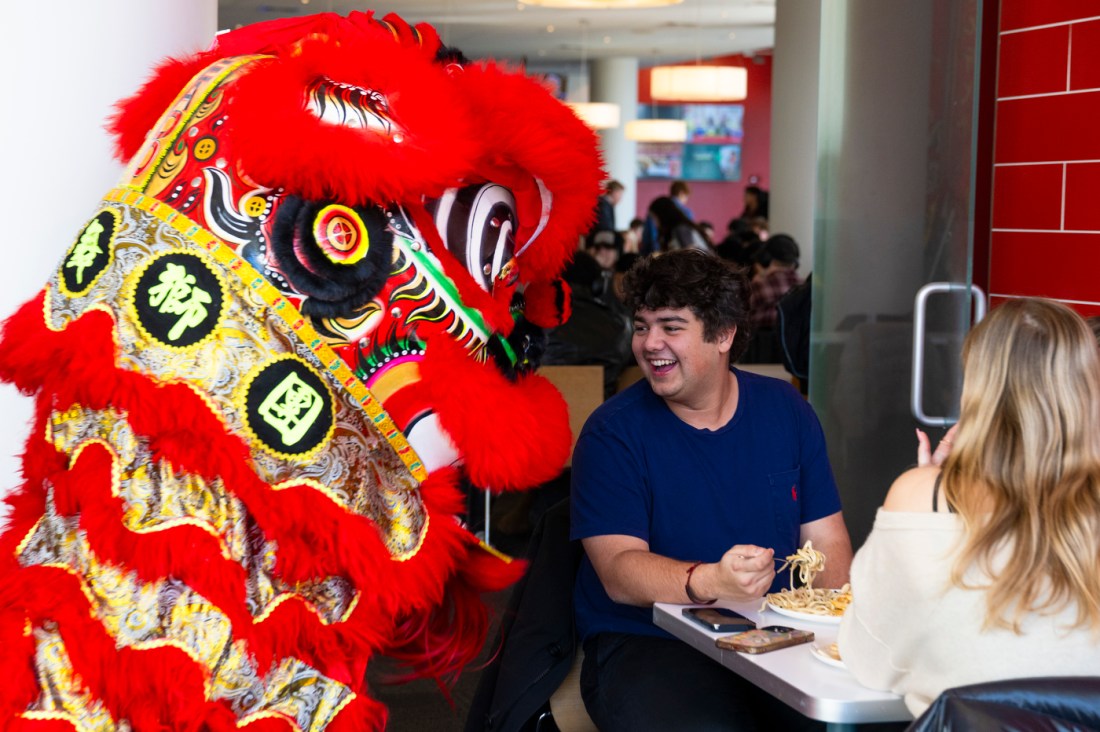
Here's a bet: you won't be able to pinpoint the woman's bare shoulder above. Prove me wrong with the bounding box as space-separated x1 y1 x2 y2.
882 466 941 513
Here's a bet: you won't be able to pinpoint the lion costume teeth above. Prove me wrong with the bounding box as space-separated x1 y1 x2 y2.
0 10 602 730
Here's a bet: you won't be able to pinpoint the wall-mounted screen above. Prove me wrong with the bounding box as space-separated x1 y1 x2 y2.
683 104 744 145
637 143 683 178
636 104 744 181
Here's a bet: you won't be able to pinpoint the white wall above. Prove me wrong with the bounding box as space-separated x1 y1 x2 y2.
771 0 822 276
592 57 640 230
0 0 216 521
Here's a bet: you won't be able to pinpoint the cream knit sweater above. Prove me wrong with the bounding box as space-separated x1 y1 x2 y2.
838 508 1100 717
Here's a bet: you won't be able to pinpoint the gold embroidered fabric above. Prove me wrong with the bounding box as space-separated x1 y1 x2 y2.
46 197 427 560
47 405 360 626
18 500 355 730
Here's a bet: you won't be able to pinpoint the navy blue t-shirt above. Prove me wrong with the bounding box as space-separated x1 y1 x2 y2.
571 368 841 640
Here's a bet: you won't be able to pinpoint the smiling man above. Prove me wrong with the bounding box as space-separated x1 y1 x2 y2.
570 250 852 731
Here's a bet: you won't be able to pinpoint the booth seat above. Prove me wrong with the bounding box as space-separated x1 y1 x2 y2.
907 676 1100 731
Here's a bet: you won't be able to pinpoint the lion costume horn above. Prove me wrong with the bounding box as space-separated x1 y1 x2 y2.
0 10 603 730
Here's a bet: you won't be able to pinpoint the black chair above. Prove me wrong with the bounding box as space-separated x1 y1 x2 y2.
907 677 1100 732
464 497 591 732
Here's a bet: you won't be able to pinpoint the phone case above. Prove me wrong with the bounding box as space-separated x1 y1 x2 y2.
683 607 755 632
715 628 815 654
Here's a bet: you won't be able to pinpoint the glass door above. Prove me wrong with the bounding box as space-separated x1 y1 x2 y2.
809 0 986 547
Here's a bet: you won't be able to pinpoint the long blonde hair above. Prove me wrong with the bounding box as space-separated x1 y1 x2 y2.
942 298 1100 632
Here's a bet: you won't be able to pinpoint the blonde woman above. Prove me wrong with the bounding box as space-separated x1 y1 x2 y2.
839 298 1100 717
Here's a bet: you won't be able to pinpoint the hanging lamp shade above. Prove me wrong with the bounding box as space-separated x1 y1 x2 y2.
568 102 621 130
624 118 688 143
650 65 747 102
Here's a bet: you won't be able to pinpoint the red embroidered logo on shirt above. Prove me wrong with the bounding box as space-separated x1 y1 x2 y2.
791 485 797 501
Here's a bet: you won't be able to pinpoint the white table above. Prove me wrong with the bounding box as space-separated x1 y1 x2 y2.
653 600 912 731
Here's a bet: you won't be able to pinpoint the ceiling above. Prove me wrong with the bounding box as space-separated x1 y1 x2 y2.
216 0 776 67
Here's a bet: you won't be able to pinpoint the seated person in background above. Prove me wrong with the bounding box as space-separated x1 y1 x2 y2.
642 196 710 253
743 234 802 363
839 298 1100 717
585 228 621 281
610 252 639 308
715 217 762 268
572 250 852 731
608 252 641 384
739 184 769 222
698 219 717 248
622 217 646 254
542 250 632 400
750 216 769 242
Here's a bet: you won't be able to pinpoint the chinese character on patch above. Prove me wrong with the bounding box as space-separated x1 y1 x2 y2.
258 372 324 446
148 262 213 341
67 219 105 285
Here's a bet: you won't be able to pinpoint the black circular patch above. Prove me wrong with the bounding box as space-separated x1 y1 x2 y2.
133 252 224 348
61 209 118 296
244 358 334 457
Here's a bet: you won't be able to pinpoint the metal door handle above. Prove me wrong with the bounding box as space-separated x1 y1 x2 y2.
911 282 986 426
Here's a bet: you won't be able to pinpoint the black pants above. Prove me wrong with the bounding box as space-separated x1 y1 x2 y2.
580 633 824 732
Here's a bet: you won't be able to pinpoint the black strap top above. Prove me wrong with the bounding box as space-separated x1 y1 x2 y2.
931 472 956 513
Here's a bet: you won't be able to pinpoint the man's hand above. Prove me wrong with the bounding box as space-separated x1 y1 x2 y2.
702 545 776 602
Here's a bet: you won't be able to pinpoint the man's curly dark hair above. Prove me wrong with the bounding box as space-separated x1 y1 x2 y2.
622 250 753 361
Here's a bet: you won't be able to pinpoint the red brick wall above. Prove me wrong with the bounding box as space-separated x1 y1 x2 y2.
989 2 1100 316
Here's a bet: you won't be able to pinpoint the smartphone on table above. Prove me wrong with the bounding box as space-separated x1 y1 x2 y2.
715 625 815 654
682 607 756 633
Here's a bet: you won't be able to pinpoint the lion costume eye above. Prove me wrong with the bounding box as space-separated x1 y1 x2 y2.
269 195 394 318
425 182 516 292
312 204 373 265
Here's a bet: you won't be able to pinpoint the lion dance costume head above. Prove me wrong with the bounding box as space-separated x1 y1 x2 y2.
0 11 602 730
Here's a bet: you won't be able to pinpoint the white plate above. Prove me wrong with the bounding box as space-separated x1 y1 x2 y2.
810 642 846 669
766 601 843 625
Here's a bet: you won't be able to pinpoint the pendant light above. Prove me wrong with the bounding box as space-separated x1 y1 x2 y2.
648 3 747 103
624 118 687 142
570 102 622 129
649 65 747 102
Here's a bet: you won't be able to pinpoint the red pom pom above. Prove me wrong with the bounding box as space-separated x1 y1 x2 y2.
524 279 571 328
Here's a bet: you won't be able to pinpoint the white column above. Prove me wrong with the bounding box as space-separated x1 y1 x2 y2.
0 0 217 514
591 57 639 231
771 0 822 275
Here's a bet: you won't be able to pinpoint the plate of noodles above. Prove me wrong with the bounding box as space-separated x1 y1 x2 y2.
810 641 846 669
765 588 850 624
762 540 852 624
